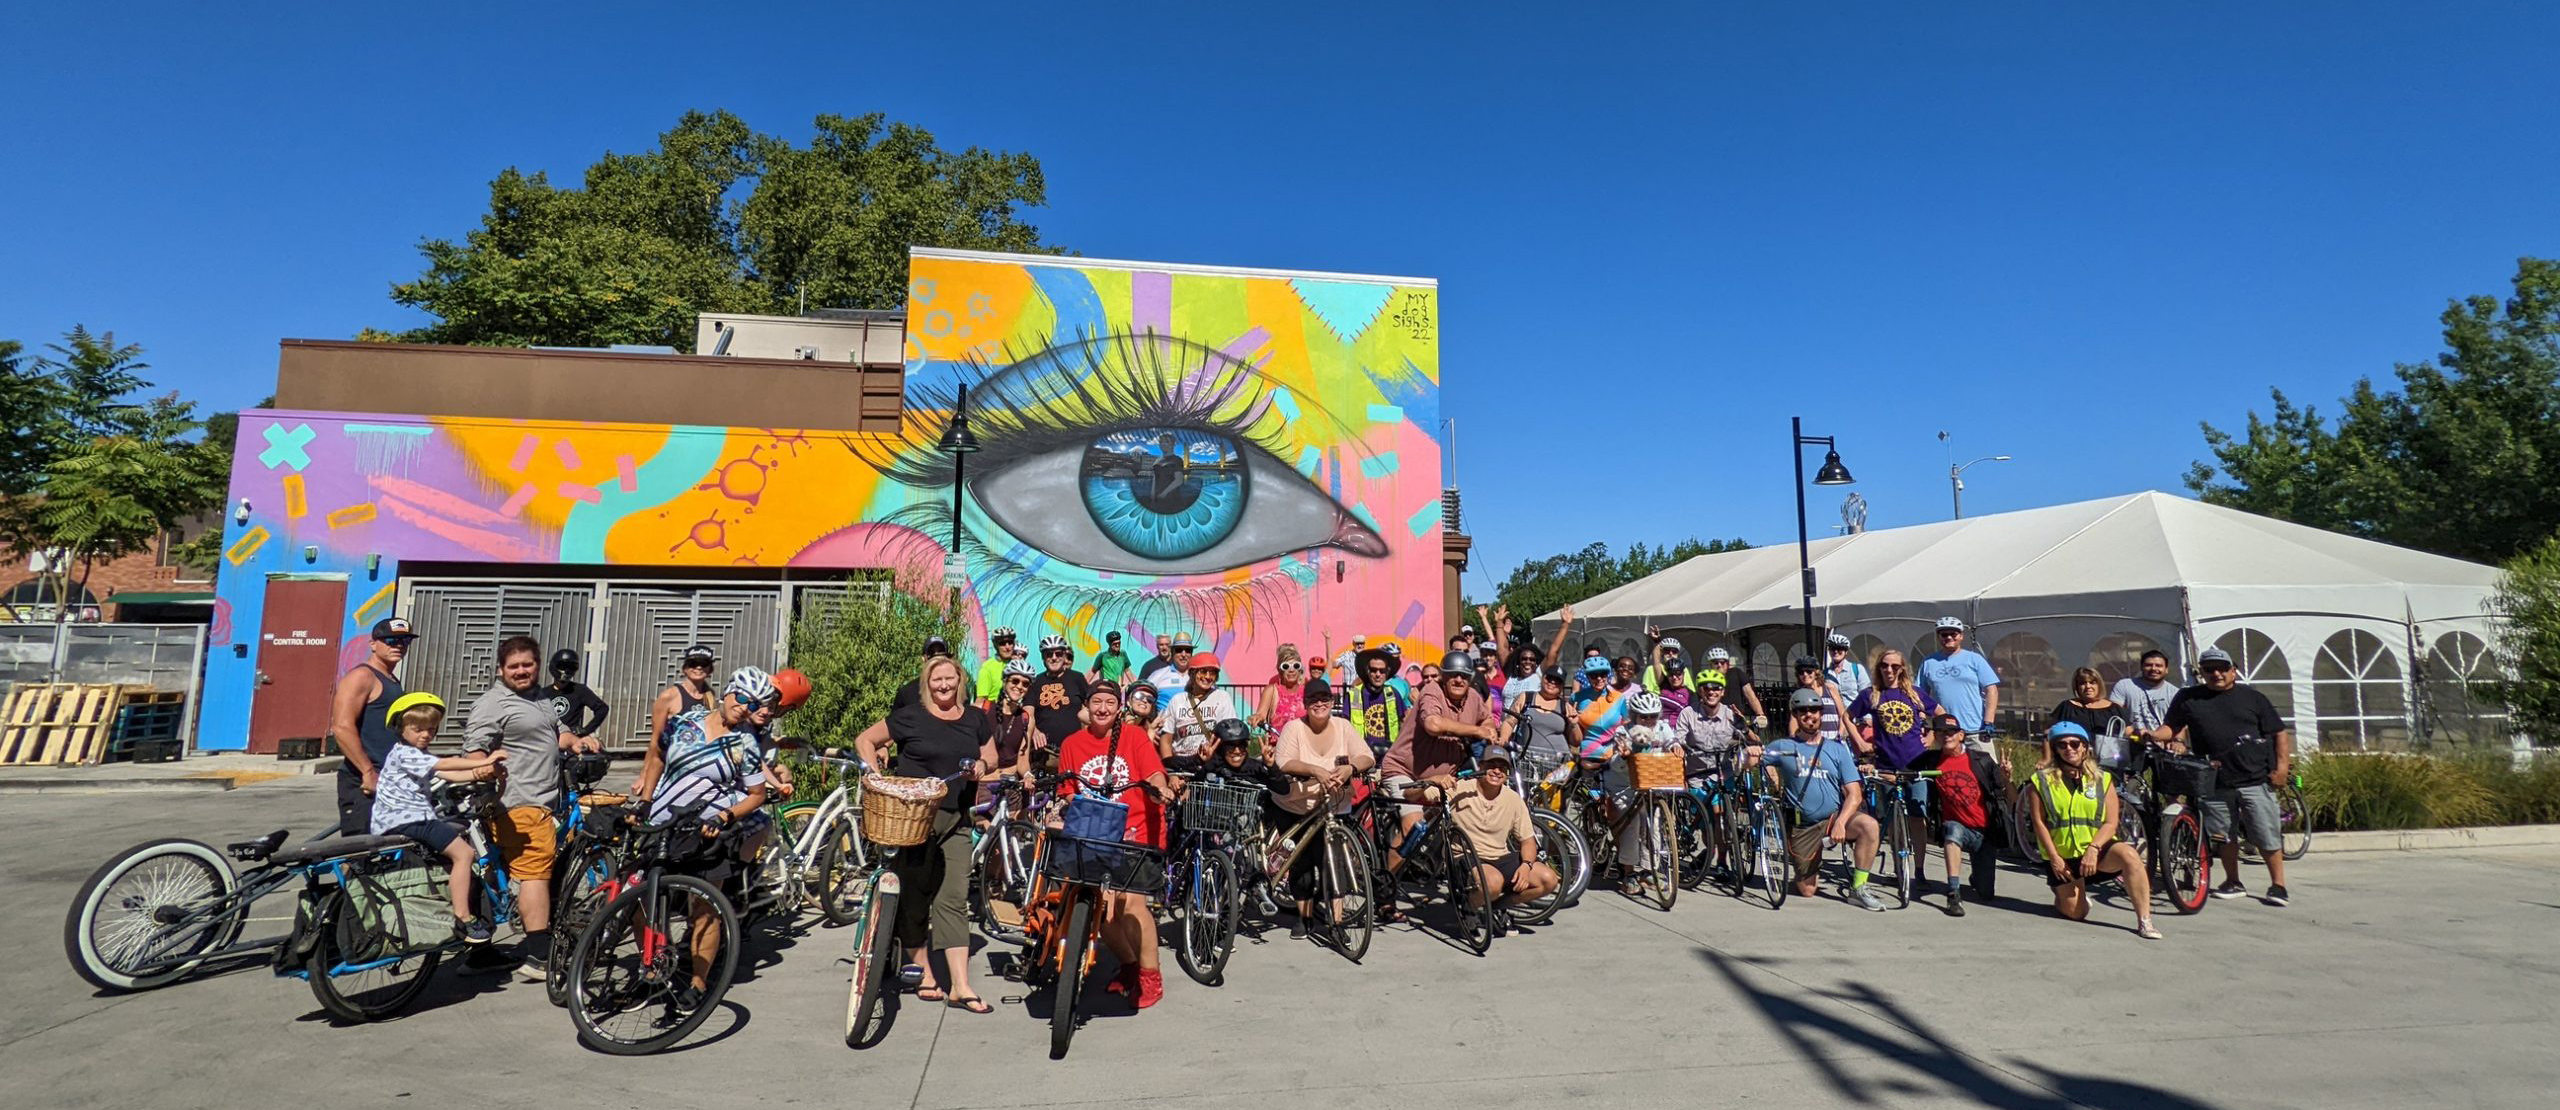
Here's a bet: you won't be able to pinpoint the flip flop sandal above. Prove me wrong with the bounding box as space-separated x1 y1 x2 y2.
949 994 994 1014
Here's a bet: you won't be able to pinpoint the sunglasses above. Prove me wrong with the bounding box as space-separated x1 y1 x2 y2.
1281 661 1304 671
1044 649 1071 657
2053 738 2088 750
380 637 416 648
1938 630 1963 637
1792 707 1824 716
684 660 713 669
2200 663 2234 673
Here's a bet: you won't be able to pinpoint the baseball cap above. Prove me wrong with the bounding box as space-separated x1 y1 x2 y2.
1303 677 1334 702
370 616 417 641
921 635 952 659
1930 711 1964 732
1793 655 1821 672
1476 747 1514 766
1106 631 1122 643
682 642 717 663
2198 647 2234 668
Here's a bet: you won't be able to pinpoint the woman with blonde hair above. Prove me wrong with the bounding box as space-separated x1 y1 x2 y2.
2052 666 2132 767
1847 650 1941 770
853 653 1000 1013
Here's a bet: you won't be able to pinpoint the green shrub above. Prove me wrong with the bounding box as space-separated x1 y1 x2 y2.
2487 753 2560 825
2300 753 2501 831
781 577 963 752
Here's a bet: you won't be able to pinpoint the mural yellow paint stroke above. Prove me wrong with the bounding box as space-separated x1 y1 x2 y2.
224 526 270 566
1042 603 1103 655
327 502 377 529
603 428 893 566
351 581 397 625
282 474 308 520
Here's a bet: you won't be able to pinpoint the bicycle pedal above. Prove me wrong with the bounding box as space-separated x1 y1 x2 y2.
1000 994 1028 1006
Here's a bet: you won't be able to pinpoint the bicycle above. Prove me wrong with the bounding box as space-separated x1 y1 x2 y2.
1855 768 1941 909
2121 740 2211 914
843 767 979 1050
1566 753 1678 911
1385 775 1500 955
966 771 1055 951
545 754 633 1004
1515 748 1593 912
738 741 866 927
2242 771 2312 862
1023 790 1172 1060
1259 765 1378 962
1724 753 1791 910
562 799 743 1055
64 820 345 992
1167 775 1259 984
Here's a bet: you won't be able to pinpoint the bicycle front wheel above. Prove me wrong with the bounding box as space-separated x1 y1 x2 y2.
1510 809 1583 927
1638 796 1678 911
64 838 245 992
1174 850 1238 986
2278 783 2312 860
570 874 739 1055
305 892 439 1023
818 810 869 927
1322 822 1376 963
845 875 899 1048
1754 800 1789 910
1049 889 1092 1060
2159 810 2209 915
1880 800 1912 909
548 844 613 1006
1674 790 1714 891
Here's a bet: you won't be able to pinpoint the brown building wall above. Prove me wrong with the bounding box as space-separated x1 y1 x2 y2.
274 340 905 432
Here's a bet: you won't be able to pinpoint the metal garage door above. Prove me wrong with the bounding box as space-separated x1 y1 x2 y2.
596 586 785 749
401 583 595 747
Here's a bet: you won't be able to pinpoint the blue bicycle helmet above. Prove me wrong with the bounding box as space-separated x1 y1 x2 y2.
1581 656 1612 677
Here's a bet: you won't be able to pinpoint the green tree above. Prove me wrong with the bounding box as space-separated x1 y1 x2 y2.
2189 258 2560 564
783 580 964 750
1476 537 1751 622
2490 535 2560 745
169 395 272 574
389 110 1062 350
0 338 56 497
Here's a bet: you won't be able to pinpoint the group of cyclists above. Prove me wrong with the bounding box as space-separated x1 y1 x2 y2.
267 601 2299 1042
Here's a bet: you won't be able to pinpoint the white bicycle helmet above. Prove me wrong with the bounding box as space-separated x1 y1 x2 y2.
1935 616 1966 632
1004 658 1037 679
1039 634 1069 653
1705 646 1733 663
726 666 777 705
1626 690 1663 717
990 625 1019 642
1826 631 1851 648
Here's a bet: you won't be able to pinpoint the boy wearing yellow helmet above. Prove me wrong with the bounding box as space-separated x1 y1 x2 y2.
368 692 505 944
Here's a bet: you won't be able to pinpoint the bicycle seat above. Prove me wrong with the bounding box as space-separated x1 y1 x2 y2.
267 833 422 867
226 829 290 862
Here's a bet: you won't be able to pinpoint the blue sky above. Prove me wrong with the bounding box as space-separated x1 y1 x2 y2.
6 2 2555 590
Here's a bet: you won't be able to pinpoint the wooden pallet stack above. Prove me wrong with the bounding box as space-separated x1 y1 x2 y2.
0 684 154 766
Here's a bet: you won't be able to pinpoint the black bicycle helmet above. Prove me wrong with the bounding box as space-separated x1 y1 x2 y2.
1439 650 1477 677
1210 717 1252 752
548 648 581 678
564 751 612 787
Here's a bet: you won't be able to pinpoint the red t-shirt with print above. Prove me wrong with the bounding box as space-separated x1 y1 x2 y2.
1934 746 1988 830
1055 722 1166 848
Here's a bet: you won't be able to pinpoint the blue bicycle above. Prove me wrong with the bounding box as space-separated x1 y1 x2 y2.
280 778 525 1022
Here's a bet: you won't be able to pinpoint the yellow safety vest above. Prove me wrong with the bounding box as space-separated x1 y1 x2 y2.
2035 767 2113 859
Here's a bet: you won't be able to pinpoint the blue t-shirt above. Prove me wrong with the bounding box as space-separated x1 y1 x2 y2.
1764 736 1861 825
1918 649 2001 731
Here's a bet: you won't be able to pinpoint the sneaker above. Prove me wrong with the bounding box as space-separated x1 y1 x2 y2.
2264 883 2289 907
1135 968 1164 1009
1850 885 1888 912
1287 917 1307 941
459 917 495 945
669 982 705 1017
1944 888 1966 918
516 960 549 984
2136 919 2165 941
2210 880 2249 900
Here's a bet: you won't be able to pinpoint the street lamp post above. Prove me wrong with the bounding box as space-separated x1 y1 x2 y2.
1791 416 1856 662
938 383 982 615
1949 454 2011 519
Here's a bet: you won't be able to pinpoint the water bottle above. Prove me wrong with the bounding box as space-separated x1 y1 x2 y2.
1398 817 1432 858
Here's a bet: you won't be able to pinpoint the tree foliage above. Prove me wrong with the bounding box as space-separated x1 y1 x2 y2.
782 580 964 750
2490 535 2560 745
2188 258 2560 565
389 110 1062 350
1476 537 1752 622
0 328 227 613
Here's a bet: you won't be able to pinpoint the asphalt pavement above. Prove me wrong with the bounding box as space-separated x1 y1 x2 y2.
4 775 2556 1110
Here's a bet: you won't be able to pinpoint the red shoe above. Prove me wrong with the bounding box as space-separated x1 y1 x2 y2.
1136 968 1164 1009
1102 964 1139 997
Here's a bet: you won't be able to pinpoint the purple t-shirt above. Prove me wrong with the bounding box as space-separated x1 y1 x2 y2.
1848 687 1941 770
1657 685 1694 719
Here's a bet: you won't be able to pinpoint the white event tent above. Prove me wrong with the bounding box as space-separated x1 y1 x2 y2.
1537 492 2508 751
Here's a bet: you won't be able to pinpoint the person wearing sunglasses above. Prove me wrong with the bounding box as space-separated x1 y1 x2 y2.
2030 721 2163 940
1925 711 2002 914
1026 635 1088 768
2156 646 2293 906
1344 647 1410 760
1254 642 1312 736
1917 617 2002 751
329 616 419 836
1749 687 1885 910
649 642 720 755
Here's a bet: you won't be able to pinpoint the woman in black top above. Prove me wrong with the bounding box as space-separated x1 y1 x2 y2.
2050 667 2133 768
854 654 998 1013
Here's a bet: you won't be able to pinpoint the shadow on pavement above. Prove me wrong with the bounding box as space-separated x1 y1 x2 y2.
1697 948 2229 1110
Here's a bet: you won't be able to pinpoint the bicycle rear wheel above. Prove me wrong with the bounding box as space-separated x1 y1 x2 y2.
305 892 439 1023
845 874 899 1048
1509 810 1581 927
1638 796 1678 911
64 838 245 992
1673 791 1714 890
2009 782 2046 865
1754 799 1789 910
2158 810 2209 914
1174 850 1238 986
1049 890 1092 1060
569 874 739 1055
1880 799 1912 909
1716 798 1750 899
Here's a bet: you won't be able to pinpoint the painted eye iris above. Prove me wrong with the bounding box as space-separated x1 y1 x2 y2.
1080 428 1247 559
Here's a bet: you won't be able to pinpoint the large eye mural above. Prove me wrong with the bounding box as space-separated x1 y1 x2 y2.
867 332 1390 607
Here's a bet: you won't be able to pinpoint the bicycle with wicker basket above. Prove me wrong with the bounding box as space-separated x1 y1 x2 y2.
1164 775 1261 985
841 766 975 1049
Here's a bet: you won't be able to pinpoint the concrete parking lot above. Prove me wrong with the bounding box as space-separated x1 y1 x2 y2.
4 775 2556 1110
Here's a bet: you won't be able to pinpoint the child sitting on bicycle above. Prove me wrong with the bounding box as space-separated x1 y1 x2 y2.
368 693 504 943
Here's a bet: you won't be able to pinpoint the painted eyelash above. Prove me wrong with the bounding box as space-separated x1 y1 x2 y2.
858 330 1360 486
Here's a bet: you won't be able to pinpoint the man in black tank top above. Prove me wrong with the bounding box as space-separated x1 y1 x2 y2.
331 617 419 835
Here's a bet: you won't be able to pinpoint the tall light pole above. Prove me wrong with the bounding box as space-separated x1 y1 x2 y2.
1950 454 2011 519
938 383 982 616
1792 417 1855 661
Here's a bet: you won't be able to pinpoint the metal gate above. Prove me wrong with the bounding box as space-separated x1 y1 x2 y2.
595 586 786 748
401 583 596 747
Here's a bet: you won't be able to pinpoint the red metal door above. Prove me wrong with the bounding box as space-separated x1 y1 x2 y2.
248 577 349 755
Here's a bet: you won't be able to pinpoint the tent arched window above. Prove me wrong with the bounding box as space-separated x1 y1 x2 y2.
1751 642 1785 688
1849 634 1890 687
1989 632 2064 728
2422 631 2505 746
2313 629 2408 751
2210 628 2293 724
2089 632 2164 689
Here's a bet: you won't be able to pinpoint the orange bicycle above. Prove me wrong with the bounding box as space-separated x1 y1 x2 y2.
1016 794 1166 1060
